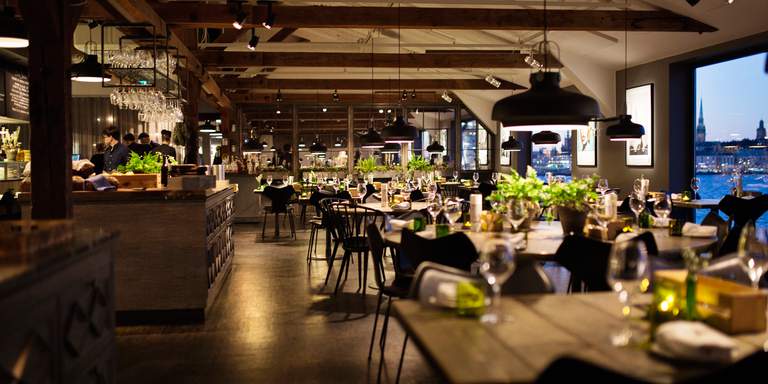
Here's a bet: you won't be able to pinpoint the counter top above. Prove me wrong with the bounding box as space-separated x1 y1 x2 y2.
0 230 118 296
19 184 237 203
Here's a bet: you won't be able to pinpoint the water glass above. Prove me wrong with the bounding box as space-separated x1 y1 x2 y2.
473 172 480 185
629 193 645 228
739 222 768 289
443 197 463 231
591 195 613 239
653 194 672 221
690 177 700 199
266 175 273 186
491 172 498 184
607 240 649 346
479 239 516 324
597 178 610 195
453 170 459 182
506 199 527 233
426 200 443 226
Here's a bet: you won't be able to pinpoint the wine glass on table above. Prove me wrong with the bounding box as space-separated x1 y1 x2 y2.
426 200 443 227
479 239 516 325
507 199 529 250
653 194 672 225
597 178 610 195
607 240 649 346
739 222 768 289
545 172 554 186
266 175 273 186
629 193 645 229
590 195 613 240
473 172 480 186
453 170 459 182
690 177 701 200
443 197 463 232
358 182 367 199
491 172 499 184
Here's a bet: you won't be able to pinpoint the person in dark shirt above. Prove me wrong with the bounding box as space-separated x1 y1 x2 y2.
151 129 177 160
104 127 129 172
124 133 143 155
137 132 157 156
90 142 106 175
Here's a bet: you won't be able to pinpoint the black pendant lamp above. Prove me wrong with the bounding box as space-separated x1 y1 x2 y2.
359 126 385 149
0 6 27 48
298 136 307 150
605 0 645 142
71 22 111 83
381 115 418 144
242 138 262 154
426 141 445 153
531 130 561 145
381 142 402 154
310 135 327 155
501 134 521 152
199 120 217 133
491 0 599 132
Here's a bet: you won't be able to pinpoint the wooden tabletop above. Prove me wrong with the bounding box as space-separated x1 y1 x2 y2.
672 199 721 209
393 292 768 384
383 221 717 259
359 201 430 214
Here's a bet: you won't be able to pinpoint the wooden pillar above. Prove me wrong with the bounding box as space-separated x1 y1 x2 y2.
220 107 231 162
291 105 299 176
347 105 354 175
20 0 83 219
453 100 462 176
183 74 201 164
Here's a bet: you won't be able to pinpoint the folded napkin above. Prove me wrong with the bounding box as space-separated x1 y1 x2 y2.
393 202 411 211
614 232 639 243
86 174 116 191
653 217 670 228
654 321 736 363
671 193 681 200
389 219 410 230
682 222 718 238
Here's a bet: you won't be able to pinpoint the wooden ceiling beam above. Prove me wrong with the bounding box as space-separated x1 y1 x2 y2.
99 0 231 108
198 51 557 69
152 4 716 33
216 78 524 90
231 92 444 104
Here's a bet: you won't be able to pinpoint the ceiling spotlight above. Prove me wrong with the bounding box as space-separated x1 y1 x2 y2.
386 109 392 114
322 107 327 112
727 0 735 4
378 109 384 114
0 7 28 48
524 55 543 70
233 10 247 30
262 2 275 29
247 29 259 50
485 74 501 88
332 89 340 102
275 89 283 102
401 89 408 101
685 0 700 6
411 89 417 99
276 109 281 115
441 90 453 103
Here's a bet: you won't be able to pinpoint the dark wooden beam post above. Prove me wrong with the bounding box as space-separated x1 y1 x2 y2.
183 74 201 164
220 106 231 162
20 0 84 219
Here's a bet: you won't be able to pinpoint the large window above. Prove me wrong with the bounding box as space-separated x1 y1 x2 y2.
408 107 453 164
694 52 768 226
531 130 572 180
460 115 492 171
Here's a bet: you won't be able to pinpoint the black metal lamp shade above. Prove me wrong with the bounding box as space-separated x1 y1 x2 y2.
501 135 521 151
359 127 385 149
71 54 112 83
531 130 561 144
426 141 445 153
199 120 217 133
381 142 401 154
492 72 600 131
605 114 645 141
0 8 28 48
380 116 418 143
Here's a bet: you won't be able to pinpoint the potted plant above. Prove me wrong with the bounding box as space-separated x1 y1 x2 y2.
355 156 381 183
407 155 433 179
1 127 21 161
492 166 545 229
542 175 598 235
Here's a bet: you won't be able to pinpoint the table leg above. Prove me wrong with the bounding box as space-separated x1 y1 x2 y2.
325 227 331 262
275 213 280 238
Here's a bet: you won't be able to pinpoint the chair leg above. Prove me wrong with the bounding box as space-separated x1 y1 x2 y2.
334 250 351 295
261 212 268 238
356 253 363 293
274 213 280 238
306 226 316 264
377 297 393 384
288 212 296 239
368 291 384 360
395 335 409 384
363 251 369 296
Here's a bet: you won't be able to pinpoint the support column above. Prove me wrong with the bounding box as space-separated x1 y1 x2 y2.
219 107 231 162
453 100 462 176
347 105 354 176
515 132 533 175
20 0 84 219
183 74 201 164
292 105 299 176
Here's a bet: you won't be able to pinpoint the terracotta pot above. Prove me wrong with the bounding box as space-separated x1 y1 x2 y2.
557 205 588 235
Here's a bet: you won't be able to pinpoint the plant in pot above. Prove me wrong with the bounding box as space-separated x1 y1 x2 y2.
355 156 381 183
1 127 21 161
493 166 545 229
542 176 598 235
407 154 433 179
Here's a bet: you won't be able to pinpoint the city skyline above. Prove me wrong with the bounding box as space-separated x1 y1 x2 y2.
695 52 768 142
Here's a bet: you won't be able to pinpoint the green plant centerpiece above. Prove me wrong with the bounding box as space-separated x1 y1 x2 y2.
407 155 433 174
355 156 384 183
543 175 598 234
489 166 546 229
116 151 176 174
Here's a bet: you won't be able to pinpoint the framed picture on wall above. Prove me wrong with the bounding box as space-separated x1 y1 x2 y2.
625 83 654 167
576 120 597 167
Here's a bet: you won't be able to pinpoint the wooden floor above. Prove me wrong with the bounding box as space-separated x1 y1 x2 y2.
116 222 570 383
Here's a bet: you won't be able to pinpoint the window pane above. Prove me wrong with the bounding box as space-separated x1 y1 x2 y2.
531 130 572 181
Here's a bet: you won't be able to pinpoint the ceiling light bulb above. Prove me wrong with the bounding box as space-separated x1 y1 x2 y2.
276 90 283 102
247 29 259 50
276 109 281 114
262 3 275 29
233 11 247 30
485 74 501 88
524 55 542 70
322 107 327 112
378 109 384 114
441 91 453 103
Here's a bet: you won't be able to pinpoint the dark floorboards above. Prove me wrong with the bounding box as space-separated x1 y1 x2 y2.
116 222 570 383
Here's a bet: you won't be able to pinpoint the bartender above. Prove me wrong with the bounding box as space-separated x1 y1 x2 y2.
151 129 177 160
103 127 129 172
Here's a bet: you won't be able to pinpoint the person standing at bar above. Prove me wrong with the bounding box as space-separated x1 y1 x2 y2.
151 129 177 160
123 133 143 155
90 143 106 175
137 132 157 156
103 127 129 172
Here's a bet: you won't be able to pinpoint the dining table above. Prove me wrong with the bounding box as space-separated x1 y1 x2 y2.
382 221 718 260
672 198 721 211
358 201 431 215
393 292 768 384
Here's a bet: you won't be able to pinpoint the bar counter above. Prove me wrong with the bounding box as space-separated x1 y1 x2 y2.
20 185 237 324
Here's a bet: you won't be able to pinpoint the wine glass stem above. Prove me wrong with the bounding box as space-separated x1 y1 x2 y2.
492 283 502 316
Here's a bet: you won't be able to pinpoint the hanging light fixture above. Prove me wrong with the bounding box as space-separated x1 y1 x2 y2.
262 2 275 29
310 135 327 154
332 89 340 103
531 130 561 144
359 31 385 149
441 90 453 103
298 136 306 149
242 138 262 154
492 0 599 132
71 22 111 83
380 6 418 144
381 142 402 154
426 141 445 153
232 2 248 30
334 136 343 147
247 29 259 51
501 134 522 152
199 120 217 133
0 6 27 48
605 0 645 142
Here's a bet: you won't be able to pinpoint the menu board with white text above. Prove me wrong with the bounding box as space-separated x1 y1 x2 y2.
5 70 29 121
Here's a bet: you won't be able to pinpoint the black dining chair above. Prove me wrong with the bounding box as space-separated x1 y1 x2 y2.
261 185 297 240
718 195 768 255
399 229 478 273
502 257 555 295
409 189 425 202
306 190 335 264
440 183 460 199
553 235 613 292
366 224 412 382
319 197 350 284
363 184 377 203
478 182 497 210
326 203 385 295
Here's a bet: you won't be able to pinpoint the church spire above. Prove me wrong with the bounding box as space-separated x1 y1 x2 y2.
695 97 706 143
698 98 704 123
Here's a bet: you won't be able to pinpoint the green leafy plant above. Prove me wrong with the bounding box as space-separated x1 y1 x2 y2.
355 156 383 174
116 151 175 174
494 166 546 203
542 175 598 211
407 155 433 172
486 191 507 214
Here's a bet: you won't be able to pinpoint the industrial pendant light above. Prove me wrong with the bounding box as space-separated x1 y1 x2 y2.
310 135 327 154
199 120 217 133
605 0 645 142
359 32 385 149
491 0 599 132
426 141 445 153
242 138 262 154
334 136 343 147
501 134 521 152
0 6 27 48
381 142 402 154
71 22 111 83
531 130 561 144
380 3 418 144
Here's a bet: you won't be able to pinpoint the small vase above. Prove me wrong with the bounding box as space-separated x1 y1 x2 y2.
557 206 588 235
5 149 17 162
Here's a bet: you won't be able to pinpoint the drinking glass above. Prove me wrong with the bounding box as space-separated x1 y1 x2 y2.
653 194 672 222
545 172 554 185
739 222 768 289
491 172 498 184
597 178 610 195
427 182 438 202
479 239 516 324
607 240 649 346
358 182 367 197
690 177 701 199
266 175 273 186
591 195 613 240
473 172 480 185
506 199 527 233
443 197 463 231
629 193 645 228
426 200 442 226
453 170 459 182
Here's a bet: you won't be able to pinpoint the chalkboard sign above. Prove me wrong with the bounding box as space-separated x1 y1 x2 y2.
5 70 28 120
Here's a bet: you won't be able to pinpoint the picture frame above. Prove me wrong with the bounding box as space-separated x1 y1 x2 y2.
576 120 597 167
625 83 654 167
